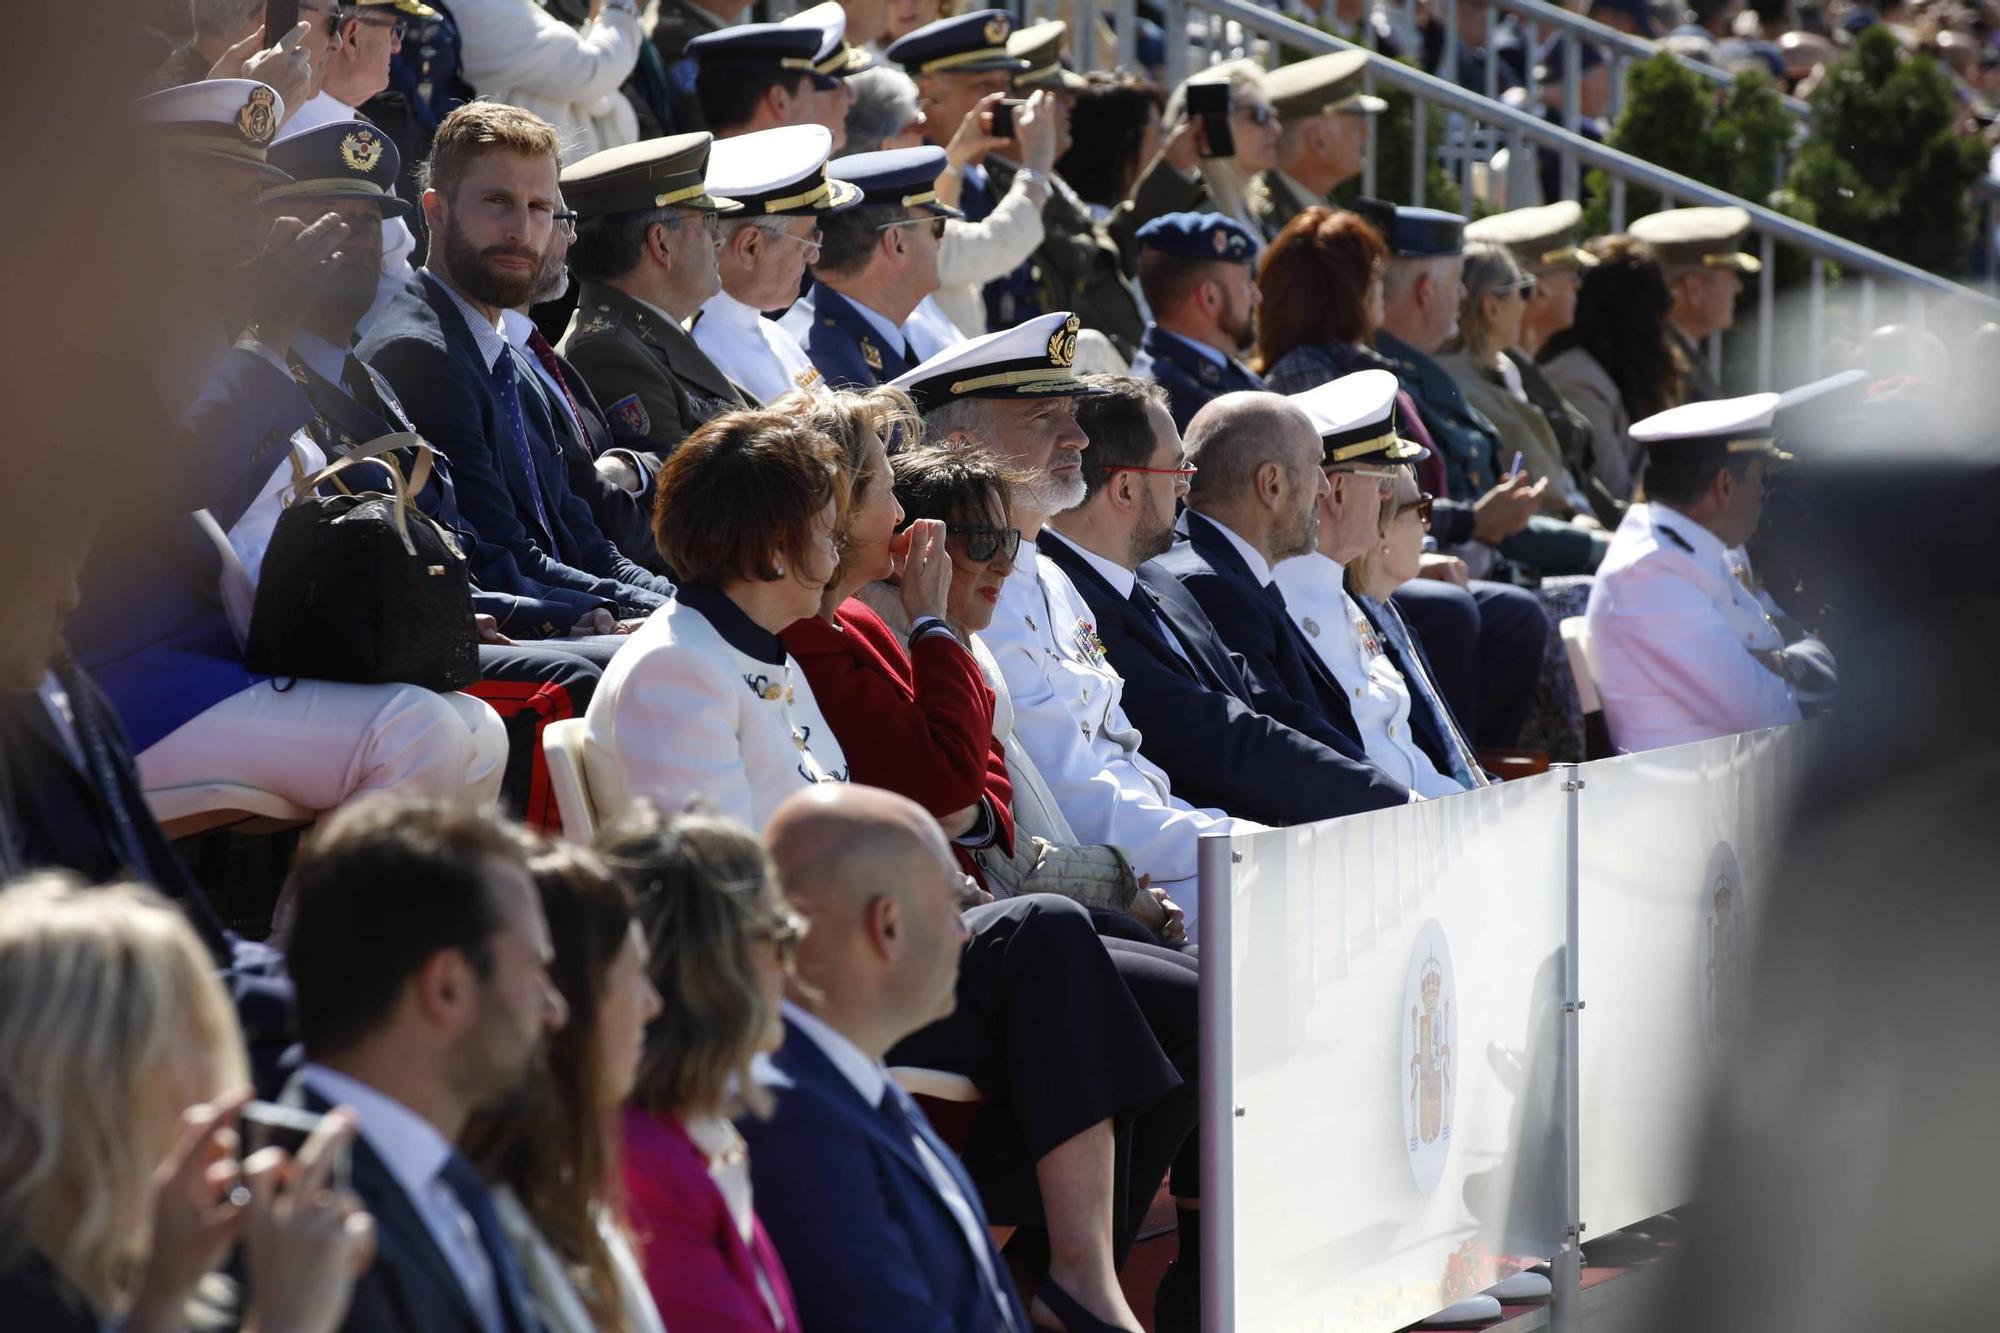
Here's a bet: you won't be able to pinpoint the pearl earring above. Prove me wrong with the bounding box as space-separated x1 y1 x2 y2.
774 561 787 576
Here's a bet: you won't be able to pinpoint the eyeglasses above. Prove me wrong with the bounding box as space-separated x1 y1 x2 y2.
1493 274 1539 297
1236 103 1277 126
1103 462 1199 480
750 907 809 968
1327 462 1402 499
553 208 578 241
876 214 949 240
765 226 824 259
1396 492 1435 528
346 11 409 39
948 523 1021 563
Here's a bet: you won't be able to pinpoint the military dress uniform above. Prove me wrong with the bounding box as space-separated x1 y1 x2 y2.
1629 206 1763 405
1125 212 1267 429
1584 394 1835 752
889 313 1262 910
556 132 749 453
1250 51 1386 236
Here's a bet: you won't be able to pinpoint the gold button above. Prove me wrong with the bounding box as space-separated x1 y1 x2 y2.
1388 722 1398 737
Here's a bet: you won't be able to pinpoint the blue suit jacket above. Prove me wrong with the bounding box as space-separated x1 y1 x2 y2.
296 351 608 639
779 282 914 391
1128 325 1267 432
1151 510 1390 760
67 344 306 754
1039 530 1407 821
738 1017 1031 1333
357 272 669 616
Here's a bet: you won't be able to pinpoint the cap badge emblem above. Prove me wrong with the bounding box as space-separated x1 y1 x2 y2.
236 85 279 147
340 129 384 172
983 14 1008 44
1047 314 1079 369
1212 229 1228 254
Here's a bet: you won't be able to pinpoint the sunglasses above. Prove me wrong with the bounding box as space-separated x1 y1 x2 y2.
877 214 949 240
1236 104 1277 126
949 523 1021 563
347 11 409 38
750 907 809 968
1494 274 1539 297
1397 493 1435 527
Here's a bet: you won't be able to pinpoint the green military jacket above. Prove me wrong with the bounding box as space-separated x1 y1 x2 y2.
559 281 748 457
986 157 1146 362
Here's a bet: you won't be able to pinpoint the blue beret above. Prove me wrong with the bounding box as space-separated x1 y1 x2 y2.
1134 211 1259 263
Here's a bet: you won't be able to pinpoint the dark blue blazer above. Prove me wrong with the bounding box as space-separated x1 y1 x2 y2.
1039 530 1407 821
738 1017 1031 1333
778 282 914 391
288 1080 488 1333
67 344 306 755
357 272 670 616
1129 324 1267 432
1151 510 1385 762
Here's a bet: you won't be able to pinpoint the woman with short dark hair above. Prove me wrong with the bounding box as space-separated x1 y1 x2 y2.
582 404 852 833
1057 74 1168 219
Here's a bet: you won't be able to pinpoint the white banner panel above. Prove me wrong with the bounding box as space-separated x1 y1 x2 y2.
1577 726 1806 1236
1208 773 1570 1333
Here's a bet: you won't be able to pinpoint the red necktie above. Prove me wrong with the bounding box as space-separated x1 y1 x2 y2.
526 327 586 434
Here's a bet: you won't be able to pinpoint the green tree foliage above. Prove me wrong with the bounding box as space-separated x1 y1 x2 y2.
1331 83 1464 213
1777 27 1987 276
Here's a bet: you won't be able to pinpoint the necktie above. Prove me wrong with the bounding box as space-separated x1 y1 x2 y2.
490 351 556 546
438 1151 539 1333
524 328 587 435
1129 582 1195 673
877 1086 1019 1333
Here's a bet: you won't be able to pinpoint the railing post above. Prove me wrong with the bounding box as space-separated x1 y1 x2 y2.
1756 231 1775 390
1362 65 1380 198
1411 84 1428 207
1807 258 1826 381
1198 833 1237 1333
1165 0 1189 89
1550 765 1586 1333
1560 32 1580 201
1114 0 1136 71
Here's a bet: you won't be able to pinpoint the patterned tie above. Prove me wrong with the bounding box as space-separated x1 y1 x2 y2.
438 1151 540 1333
489 351 556 546
524 328 587 435
877 1085 1020 1333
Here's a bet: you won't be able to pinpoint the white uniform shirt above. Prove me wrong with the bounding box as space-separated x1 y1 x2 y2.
1272 552 1462 798
1585 502 1801 752
691 287 824 405
976 539 1257 908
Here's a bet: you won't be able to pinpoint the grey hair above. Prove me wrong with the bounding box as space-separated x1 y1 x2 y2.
1381 252 1455 310
920 395 995 446
844 66 923 155
1452 241 1526 359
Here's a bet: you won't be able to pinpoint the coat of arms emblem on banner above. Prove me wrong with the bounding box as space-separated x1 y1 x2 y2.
1401 920 1457 1194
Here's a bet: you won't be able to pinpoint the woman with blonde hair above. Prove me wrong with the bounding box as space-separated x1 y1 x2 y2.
1112 59 1284 259
604 806 807 1332
0 876 372 1333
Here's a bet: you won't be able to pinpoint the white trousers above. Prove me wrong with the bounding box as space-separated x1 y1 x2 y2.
138 680 507 813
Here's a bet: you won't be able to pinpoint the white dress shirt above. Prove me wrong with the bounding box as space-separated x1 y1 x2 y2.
781 1002 1012 1329
977 538 1256 909
1041 528 1194 670
1585 502 1806 752
300 1065 505 1333
1272 553 1463 798
691 287 823 405
1194 510 1275 588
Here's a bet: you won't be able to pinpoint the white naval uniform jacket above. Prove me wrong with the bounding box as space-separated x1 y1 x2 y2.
584 588 848 834
691 288 824 406
1271 553 1464 799
1584 503 1805 753
979 540 1253 892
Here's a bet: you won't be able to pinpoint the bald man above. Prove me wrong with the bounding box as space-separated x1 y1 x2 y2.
742 785 1197 1333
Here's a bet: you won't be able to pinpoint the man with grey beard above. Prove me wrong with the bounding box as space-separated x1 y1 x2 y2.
892 314 1263 913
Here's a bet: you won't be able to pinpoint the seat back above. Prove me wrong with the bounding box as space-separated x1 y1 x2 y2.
541 718 598 844
1559 616 1601 715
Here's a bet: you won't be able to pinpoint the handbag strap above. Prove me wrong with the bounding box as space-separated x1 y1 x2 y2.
287 432 437 557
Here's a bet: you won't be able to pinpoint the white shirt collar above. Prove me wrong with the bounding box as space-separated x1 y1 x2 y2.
499 307 538 350
300 1063 456 1196
1642 501 1729 569
424 269 510 372
832 287 908 356
1193 509 1274 586
781 999 887 1106
1271 551 1345 604
1042 526 1136 598
702 287 765 328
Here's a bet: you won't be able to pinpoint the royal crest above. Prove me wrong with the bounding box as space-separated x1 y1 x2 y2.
339 128 384 173
1046 314 1080 369
1699 841 1745 1045
983 14 1009 44
236 85 279 147
1400 921 1457 1194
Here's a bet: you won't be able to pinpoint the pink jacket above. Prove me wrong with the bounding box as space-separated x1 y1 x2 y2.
621 1107 802 1333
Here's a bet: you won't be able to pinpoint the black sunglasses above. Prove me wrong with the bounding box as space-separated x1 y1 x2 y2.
877 214 948 240
949 523 1021 563
1397 493 1435 527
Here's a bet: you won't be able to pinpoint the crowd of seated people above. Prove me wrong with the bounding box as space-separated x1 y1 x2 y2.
0 4 1883 1330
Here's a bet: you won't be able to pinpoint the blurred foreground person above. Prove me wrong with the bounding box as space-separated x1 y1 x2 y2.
1584 393 1835 752
0 878 371 1333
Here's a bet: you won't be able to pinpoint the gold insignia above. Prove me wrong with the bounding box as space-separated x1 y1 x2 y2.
860 338 883 372
1046 314 1079 369
795 366 824 389
762 683 784 701
339 129 384 172
983 14 1008 44
236 85 279 147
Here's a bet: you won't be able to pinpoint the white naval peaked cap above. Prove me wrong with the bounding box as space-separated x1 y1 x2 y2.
890 311 1109 412
785 0 870 73
1287 369 1431 465
136 78 290 180
705 125 863 215
1773 367 1867 412
1629 390 1792 460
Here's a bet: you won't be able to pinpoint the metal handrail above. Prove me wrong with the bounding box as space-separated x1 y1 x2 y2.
1163 0 2000 387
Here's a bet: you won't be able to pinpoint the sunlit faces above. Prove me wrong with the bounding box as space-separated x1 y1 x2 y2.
594 922 664 1107
429 149 560 310
838 431 905 584
1383 468 1428 585
1210 260 1259 353
1677 265 1743 338
917 68 1011 149
1324 109 1369 184
1523 263 1579 341
1229 91 1282 173
942 489 1017 633
463 856 570 1105
1130 400 1191 563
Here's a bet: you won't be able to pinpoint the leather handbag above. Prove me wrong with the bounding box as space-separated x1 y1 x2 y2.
245 433 481 692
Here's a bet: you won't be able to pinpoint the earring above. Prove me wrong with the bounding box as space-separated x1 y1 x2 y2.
774 561 787 577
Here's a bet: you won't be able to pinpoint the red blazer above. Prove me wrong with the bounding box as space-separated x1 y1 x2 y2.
622 1107 802 1333
782 601 1016 882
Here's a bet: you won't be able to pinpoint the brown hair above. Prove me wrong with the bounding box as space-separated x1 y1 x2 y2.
1539 234 1685 422
600 805 792 1121
1073 375 1171 500
1252 206 1390 374
423 101 562 202
889 442 1032 533
651 407 851 586
461 843 638 1333
801 386 923 588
